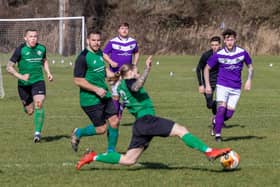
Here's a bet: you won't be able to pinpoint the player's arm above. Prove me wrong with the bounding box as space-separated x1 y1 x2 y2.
196 53 206 94
73 54 106 98
103 53 118 68
74 78 106 98
244 64 254 91
43 58 53 81
6 61 29 81
131 55 152 92
203 64 212 94
132 51 140 65
6 46 29 81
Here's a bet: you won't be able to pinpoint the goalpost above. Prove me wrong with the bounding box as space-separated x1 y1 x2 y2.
0 16 86 98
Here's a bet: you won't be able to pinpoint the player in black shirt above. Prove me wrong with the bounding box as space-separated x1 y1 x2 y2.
196 36 221 134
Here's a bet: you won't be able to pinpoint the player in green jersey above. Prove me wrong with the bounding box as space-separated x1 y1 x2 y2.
7 29 53 143
75 56 231 170
71 30 120 153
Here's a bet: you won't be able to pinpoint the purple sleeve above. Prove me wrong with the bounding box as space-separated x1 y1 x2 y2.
134 42 139 53
207 53 218 68
103 41 112 55
244 51 252 65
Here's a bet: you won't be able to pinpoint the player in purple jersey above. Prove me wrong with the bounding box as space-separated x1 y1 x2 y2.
204 29 254 142
103 22 140 119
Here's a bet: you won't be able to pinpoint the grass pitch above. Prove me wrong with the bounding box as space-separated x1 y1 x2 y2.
0 55 279 186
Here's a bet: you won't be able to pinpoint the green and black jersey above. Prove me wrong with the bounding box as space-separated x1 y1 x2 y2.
117 79 155 119
10 43 46 86
74 48 111 107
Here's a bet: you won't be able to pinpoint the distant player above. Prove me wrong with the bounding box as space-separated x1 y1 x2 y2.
196 36 221 131
71 30 120 153
76 56 231 170
103 22 139 119
204 29 254 142
7 29 53 143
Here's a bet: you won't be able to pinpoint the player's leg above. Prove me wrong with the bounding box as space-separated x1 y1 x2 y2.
105 98 120 152
33 94 45 142
224 88 241 121
31 81 47 143
111 81 123 118
76 147 144 170
169 123 231 160
71 104 108 152
214 85 229 141
18 84 34 115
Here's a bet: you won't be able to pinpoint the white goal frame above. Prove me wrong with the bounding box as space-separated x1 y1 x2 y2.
0 16 85 55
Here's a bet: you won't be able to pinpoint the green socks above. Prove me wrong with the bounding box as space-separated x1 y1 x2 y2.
34 107 45 133
95 152 121 164
75 125 96 138
181 133 208 152
107 126 119 152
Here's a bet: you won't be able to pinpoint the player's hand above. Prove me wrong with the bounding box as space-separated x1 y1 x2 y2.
21 74 29 81
205 85 212 94
96 87 106 98
145 55 152 68
244 80 251 91
110 61 118 68
198 86 205 94
48 73 53 82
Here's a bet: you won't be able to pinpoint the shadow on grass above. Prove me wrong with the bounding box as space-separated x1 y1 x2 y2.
87 162 241 173
208 124 245 129
120 123 133 126
222 135 266 142
223 124 246 129
41 134 70 142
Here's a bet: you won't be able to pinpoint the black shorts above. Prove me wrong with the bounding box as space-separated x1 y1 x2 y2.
18 80 46 106
128 115 175 150
82 98 118 127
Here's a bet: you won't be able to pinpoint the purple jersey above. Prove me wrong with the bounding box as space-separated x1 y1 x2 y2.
103 36 138 72
207 46 252 89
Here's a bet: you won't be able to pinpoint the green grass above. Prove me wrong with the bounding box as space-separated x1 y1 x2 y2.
0 55 279 187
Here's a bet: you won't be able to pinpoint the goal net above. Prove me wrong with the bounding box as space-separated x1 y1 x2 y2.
0 16 85 56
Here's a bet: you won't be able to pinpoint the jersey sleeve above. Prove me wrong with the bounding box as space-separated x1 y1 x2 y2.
43 46 47 59
103 41 112 55
9 46 22 63
207 53 218 68
133 41 139 53
244 50 252 65
74 53 87 78
196 53 208 86
125 79 137 92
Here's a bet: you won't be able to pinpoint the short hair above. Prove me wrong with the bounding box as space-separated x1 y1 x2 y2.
222 29 237 38
87 30 101 38
210 36 221 43
118 22 129 28
24 29 38 36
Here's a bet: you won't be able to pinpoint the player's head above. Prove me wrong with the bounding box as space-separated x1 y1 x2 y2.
87 30 101 52
24 29 38 47
210 36 221 52
118 22 129 38
119 64 139 79
222 29 237 50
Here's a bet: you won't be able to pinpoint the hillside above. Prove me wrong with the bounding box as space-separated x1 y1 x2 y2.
1 0 280 55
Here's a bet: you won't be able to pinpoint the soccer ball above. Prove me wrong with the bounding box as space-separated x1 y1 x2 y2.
220 150 240 170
